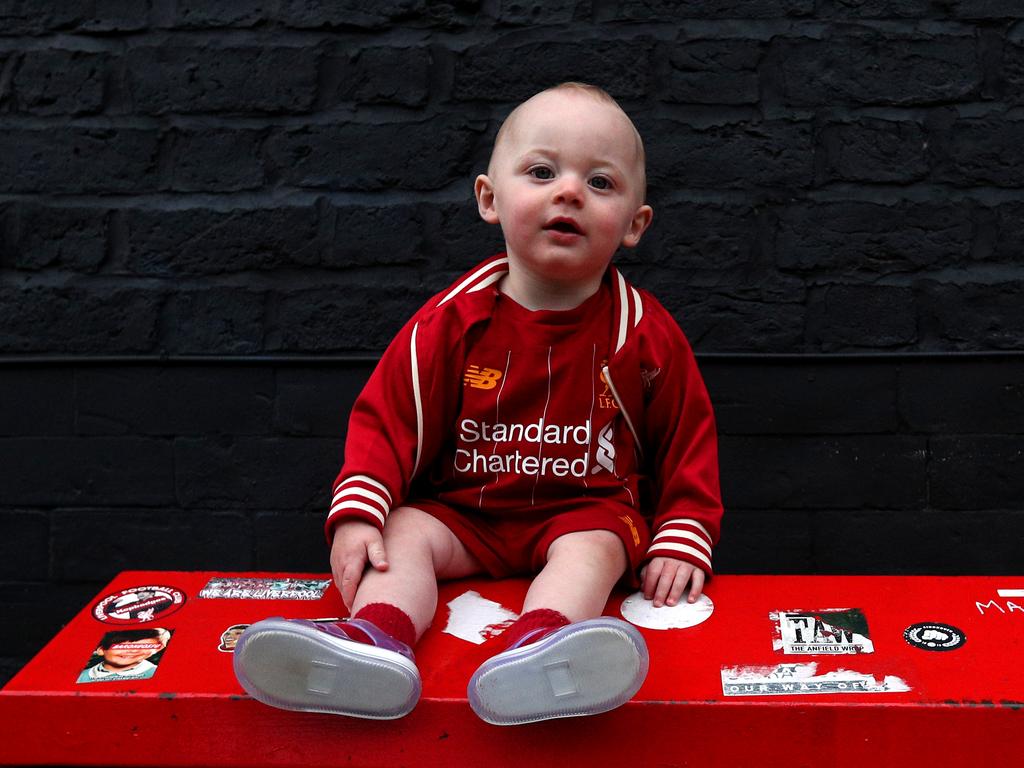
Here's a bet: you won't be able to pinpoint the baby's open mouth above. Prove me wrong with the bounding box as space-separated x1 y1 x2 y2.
545 219 583 235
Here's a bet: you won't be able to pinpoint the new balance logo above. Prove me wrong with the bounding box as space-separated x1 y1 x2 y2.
464 365 503 390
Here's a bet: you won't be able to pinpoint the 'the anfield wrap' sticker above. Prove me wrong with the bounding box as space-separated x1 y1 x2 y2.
92 585 186 625
771 608 873 654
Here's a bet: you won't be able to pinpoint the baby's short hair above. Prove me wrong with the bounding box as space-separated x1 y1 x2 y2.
547 81 620 103
489 82 647 199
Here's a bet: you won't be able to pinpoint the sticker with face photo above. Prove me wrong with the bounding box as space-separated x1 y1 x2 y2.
77 628 173 684
218 624 250 653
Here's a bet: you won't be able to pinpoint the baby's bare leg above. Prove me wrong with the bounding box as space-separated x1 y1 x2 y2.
352 506 483 640
521 529 628 621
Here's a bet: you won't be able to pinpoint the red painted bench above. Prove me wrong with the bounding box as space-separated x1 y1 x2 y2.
1 571 1021 767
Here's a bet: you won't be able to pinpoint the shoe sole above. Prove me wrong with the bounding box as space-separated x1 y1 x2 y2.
467 617 649 725
233 618 421 719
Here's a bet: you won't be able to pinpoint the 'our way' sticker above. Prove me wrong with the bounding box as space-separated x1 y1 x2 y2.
722 663 910 697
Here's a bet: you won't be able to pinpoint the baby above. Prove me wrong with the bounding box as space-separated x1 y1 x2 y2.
234 82 723 725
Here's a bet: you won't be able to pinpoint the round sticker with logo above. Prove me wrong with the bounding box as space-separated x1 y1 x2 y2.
92 585 187 625
903 622 966 651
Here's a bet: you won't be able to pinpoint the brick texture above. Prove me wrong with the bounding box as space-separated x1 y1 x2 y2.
0 7 1019 354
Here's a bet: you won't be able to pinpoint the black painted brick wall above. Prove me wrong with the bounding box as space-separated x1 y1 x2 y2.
2 3 1024 684
3 2 1024 353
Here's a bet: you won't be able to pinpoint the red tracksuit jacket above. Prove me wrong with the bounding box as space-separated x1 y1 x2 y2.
325 255 724 575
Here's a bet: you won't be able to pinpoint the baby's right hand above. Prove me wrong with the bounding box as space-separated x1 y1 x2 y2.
329 520 389 611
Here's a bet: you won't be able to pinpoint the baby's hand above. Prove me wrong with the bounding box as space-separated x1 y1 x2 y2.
640 557 706 607
329 520 388 611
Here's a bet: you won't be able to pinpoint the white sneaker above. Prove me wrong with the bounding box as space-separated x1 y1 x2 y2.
233 617 421 719
467 617 649 725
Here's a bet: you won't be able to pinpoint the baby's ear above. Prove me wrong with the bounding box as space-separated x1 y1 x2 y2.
622 204 653 248
474 174 500 224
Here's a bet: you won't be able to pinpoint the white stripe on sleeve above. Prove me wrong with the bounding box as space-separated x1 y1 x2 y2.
467 270 504 293
327 500 386 527
437 258 509 306
631 286 643 327
331 486 390 514
614 271 629 353
334 475 392 504
646 542 713 571
651 529 713 559
410 322 424 476
657 518 712 543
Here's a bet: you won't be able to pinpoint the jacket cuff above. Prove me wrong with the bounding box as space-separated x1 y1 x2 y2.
644 518 714 576
324 475 392 543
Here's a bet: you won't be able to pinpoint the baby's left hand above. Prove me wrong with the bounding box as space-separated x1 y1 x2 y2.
640 557 706 607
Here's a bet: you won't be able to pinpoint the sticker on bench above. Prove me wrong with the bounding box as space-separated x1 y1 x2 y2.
721 663 909 697
904 622 966 651
443 590 518 645
77 628 173 684
198 577 331 601
218 623 250 653
771 608 873 654
619 591 714 630
92 585 186 625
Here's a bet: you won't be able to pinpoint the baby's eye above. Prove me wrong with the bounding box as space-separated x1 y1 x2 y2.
529 166 554 180
589 175 613 190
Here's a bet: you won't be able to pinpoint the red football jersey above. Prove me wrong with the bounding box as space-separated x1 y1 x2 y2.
429 282 641 516
327 256 722 575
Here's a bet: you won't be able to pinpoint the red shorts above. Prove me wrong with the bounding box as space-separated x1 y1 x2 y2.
406 498 652 586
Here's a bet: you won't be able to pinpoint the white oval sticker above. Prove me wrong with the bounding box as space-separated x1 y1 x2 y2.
620 591 714 630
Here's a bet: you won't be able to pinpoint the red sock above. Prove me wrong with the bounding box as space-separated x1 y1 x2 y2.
352 603 417 648
501 608 570 650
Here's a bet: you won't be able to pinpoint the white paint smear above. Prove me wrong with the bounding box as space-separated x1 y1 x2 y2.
721 662 910 697
443 590 519 645
619 591 714 630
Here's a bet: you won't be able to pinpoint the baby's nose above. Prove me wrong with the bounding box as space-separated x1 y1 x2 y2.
552 175 584 204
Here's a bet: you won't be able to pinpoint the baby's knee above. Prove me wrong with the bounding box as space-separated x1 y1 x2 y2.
383 506 436 542
548 529 627 569
384 506 458 554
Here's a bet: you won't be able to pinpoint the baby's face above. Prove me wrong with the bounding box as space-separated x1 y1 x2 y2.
477 90 652 290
